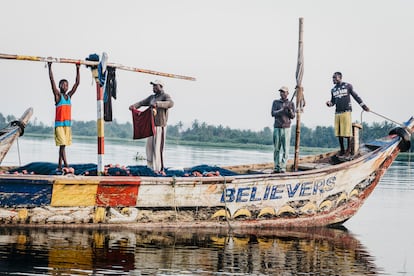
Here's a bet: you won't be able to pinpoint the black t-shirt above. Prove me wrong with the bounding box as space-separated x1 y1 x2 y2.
330 82 364 113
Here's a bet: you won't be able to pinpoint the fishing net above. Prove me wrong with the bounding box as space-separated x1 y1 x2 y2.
7 162 241 177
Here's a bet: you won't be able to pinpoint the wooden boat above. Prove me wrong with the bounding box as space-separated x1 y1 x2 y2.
0 116 412 228
0 107 33 164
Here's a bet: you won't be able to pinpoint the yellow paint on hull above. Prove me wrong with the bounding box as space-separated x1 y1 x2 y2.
301 202 317 214
51 179 99 207
18 208 28 221
337 193 348 205
258 207 276 217
94 207 106 223
319 200 333 212
350 189 359 198
277 205 296 216
233 208 252 218
211 209 230 219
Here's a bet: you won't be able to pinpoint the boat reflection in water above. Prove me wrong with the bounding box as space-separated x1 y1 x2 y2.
0 226 379 275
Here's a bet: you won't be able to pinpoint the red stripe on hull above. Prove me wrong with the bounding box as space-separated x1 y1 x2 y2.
96 177 141 207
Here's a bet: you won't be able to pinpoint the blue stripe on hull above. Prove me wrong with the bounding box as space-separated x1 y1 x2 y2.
0 178 53 207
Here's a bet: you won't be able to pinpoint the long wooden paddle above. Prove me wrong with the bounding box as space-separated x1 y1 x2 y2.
0 53 196 81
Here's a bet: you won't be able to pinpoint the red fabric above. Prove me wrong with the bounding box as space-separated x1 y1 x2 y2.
132 108 155 139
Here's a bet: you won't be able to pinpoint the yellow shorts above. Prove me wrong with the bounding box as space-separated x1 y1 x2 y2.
335 112 352 137
55 126 72 146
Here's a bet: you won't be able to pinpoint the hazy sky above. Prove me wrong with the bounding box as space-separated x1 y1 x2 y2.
2 0 414 131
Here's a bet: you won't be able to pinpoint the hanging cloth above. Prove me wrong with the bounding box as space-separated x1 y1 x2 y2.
132 107 155 139
104 67 117 121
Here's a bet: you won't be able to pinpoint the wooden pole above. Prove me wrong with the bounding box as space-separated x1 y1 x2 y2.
94 53 109 175
96 81 105 175
0 53 196 81
293 18 304 171
293 87 303 171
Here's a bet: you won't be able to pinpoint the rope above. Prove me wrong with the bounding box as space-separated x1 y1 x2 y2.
172 176 178 222
16 137 21 166
221 176 233 231
360 110 413 150
369 110 407 129
359 111 366 146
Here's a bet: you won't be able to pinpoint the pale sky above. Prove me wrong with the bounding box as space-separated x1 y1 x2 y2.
1 0 414 131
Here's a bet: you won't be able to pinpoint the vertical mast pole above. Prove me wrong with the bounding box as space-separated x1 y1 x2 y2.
90 52 107 176
96 81 104 175
293 18 304 171
96 52 108 175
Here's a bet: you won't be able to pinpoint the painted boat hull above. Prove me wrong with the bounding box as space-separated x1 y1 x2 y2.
0 107 33 164
0 117 412 228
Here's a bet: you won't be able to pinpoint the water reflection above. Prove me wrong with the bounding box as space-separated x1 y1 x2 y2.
0 226 379 275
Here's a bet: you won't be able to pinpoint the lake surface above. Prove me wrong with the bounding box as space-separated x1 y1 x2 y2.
1 136 413 275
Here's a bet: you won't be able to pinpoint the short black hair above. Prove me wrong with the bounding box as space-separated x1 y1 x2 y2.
333 72 342 78
58 79 68 89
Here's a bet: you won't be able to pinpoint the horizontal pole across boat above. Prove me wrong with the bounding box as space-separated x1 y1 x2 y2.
0 53 196 81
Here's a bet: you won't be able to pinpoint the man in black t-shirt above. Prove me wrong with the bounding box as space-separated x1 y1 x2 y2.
326 72 369 156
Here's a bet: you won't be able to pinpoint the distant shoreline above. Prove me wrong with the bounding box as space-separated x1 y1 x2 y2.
23 133 334 153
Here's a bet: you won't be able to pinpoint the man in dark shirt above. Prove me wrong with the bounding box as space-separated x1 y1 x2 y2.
129 80 174 173
326 72 369 156
271 86 295 173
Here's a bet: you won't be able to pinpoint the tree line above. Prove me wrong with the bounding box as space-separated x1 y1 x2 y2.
0 112 401 149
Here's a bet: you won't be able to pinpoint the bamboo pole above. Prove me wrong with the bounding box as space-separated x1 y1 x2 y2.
293 18 304 171
0 53 196 81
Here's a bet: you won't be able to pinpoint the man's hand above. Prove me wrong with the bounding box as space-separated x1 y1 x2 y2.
362 105 370 112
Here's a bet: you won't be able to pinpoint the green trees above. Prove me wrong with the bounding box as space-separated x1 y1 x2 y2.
0 112 405 149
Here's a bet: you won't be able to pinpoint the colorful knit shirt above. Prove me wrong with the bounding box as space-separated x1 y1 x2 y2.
55 94 71 127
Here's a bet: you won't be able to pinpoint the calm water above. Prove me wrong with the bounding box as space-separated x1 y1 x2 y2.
1 136 413 275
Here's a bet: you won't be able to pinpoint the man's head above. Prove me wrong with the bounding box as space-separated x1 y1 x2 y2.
59 79 68 93
332 72 342 85
278 86 289 99
150 80 164 94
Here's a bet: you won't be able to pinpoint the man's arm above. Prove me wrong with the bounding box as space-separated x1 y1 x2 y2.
286 101 295 119
68 63 80 98
155 94 174 109
349 87 369 111
129 95 152 110
271 101 284 117
326 90 335 107
48 62 60 104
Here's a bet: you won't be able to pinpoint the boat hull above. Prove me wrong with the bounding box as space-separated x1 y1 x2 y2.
0 132 403 228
